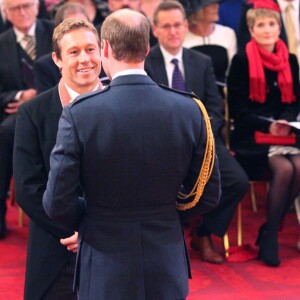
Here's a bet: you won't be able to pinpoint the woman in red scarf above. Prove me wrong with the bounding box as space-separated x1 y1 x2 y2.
227 0 300 267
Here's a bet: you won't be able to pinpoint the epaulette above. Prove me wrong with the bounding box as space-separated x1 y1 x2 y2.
71 85 110 107
158 84 200 100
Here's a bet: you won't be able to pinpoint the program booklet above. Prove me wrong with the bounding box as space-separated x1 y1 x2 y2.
258 116 300 130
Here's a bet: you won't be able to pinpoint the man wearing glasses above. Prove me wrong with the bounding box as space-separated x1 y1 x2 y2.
145 0 248 264
0 0 54 238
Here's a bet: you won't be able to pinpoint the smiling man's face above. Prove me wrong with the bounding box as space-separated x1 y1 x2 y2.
53 27 101 94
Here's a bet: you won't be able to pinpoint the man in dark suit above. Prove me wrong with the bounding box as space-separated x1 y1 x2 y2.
14 19 102 299
0 0 54 238
145 0 249 264
43 8 221 299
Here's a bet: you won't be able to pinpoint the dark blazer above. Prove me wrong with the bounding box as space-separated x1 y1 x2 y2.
0 19 54 113
227 52 300 177
43 75 221 299
145 45 224 136
14 86 76 300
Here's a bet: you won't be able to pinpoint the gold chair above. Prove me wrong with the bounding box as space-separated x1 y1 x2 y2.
223 86 243 256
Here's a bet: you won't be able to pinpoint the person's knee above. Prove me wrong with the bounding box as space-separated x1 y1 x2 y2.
273 159 294 183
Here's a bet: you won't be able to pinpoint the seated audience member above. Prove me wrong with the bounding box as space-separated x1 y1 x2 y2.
0 0 54 239
227 0 300 266
145 0 248 264
237 0 299 61
0 0 49 33
181 0 237 96
14 18 102 300
50 0 109 26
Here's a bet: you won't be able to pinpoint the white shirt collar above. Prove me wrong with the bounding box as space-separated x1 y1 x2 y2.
112 69 147 80
64 82 100 103
159 45 183 65
14 22 36 43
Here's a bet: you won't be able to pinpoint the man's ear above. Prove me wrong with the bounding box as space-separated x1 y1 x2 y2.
145 44 150 57
152 24 158 38
52 52 62 70
101 39 109 58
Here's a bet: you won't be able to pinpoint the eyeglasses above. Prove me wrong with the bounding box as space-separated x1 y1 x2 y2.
157 23 185 31
6 2 36 13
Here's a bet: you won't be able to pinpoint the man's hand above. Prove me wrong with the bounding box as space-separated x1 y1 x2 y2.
20 88 37 103
4 88 37 114
60 232 78 253
4 101 20 114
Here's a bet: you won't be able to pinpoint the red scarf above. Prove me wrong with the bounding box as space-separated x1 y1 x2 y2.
246 38 295 104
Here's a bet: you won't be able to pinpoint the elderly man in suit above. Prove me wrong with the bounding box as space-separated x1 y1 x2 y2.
0 0 54 238
145 0 249 264
13 19 102 300
43 8 221 299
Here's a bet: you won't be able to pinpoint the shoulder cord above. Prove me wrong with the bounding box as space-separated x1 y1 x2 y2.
176 97 215 211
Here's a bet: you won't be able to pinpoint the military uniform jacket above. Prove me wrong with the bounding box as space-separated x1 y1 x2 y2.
43 75 221 300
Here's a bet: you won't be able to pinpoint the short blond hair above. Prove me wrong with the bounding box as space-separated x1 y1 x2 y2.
52 18 99 59
247 8 281 29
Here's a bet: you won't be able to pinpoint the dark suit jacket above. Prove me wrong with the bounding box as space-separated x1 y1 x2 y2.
43 74 221 299
0 19 54 115
145 45 224 136
14 86 76 300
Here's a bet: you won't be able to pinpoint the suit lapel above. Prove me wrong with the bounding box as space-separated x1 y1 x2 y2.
183 49 195 94
49 86 63 116
8 30 23 88
150 46 169 86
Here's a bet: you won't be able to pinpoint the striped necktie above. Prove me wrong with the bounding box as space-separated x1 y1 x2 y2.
23 35 36 61
171 58 186 91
